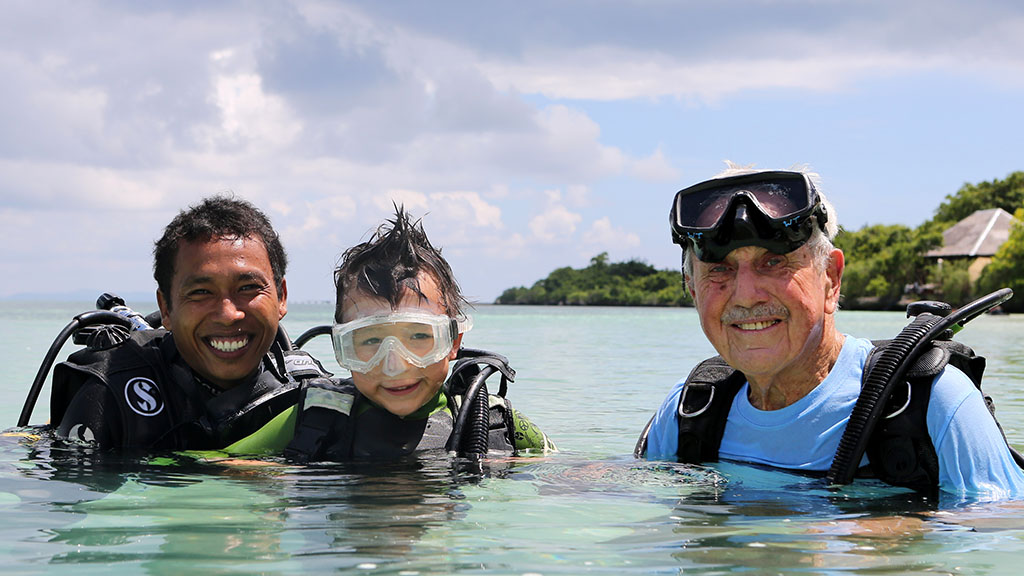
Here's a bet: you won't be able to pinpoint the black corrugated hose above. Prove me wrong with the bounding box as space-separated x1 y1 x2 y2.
826 313 943 485
450 365 494 457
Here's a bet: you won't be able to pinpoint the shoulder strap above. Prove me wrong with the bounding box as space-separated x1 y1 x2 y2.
284 378 358 463
279 348 333 381
862 340 939 492
50 329 170 427
675 356 747 463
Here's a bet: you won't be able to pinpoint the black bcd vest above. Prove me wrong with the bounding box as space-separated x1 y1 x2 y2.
284 348 517 463
635 339 1024 493
50 329 332 450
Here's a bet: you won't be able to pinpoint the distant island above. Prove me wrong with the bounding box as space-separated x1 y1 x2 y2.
497 170 1024 312
495 252 691 307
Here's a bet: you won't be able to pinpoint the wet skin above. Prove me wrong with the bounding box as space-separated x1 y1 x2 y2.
157 236 287 390
687 244 845 410
341 272 462 418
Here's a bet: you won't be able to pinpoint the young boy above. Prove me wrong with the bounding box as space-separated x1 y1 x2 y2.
284 208 554 461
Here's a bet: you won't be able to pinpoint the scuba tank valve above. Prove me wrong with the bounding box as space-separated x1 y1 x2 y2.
97 292 153 331
18 293 157 427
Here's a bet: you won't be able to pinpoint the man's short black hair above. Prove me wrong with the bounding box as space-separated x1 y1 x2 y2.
335 206 467 322
153 195 287 301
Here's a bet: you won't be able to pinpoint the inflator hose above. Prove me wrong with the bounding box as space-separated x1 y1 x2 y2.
827 288 1013 486
294 325 331 349
450 365 495 457
18 310 133 427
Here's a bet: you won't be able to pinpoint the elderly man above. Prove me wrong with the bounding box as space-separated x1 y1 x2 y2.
636 165 1024 497
52 196 330 451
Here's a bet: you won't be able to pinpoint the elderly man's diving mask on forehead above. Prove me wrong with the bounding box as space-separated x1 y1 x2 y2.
332 311 473 376
670 171 829 263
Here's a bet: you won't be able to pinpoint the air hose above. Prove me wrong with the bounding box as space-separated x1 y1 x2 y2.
18 310 134 427
826 288 1013 486
450 365 495 457
293 325 331 349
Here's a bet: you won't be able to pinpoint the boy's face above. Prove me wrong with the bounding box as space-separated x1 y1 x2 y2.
340 272 462 417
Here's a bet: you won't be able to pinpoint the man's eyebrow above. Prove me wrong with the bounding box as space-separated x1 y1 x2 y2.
180 275 213 289
237 271 271 283
179 271 270 288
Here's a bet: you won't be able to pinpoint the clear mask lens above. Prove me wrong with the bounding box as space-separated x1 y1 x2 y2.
674 173 814 230
332 312 472 374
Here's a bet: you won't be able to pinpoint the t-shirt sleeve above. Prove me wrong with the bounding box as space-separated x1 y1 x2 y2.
56 378 123 448
929 365 1024 498
642 378 686 460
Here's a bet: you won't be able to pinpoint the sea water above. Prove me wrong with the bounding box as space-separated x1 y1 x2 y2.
2 301 1024 574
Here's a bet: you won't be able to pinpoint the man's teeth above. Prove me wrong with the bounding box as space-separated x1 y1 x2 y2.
737 320 775 330
210 337 248 352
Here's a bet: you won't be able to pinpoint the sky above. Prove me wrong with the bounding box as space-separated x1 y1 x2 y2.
2 0 1023 305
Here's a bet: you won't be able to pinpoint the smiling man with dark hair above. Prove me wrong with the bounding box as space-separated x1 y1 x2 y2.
52 195 330 451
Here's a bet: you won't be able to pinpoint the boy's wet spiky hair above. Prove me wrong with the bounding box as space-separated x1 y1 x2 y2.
334 206 467 322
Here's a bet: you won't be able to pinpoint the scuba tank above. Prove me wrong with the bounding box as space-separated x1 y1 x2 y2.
18 293 157 427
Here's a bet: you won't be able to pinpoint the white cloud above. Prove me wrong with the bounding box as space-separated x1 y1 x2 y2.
470 4 1024 103
0 160 166 210
583 217 641 251
630 147 678 182
278 195 359 244
564 185 590 207
364 190 503 249
372 189 429 214
428 192 503 229
529 205 582 242
202 73 303 151
482 51 910 103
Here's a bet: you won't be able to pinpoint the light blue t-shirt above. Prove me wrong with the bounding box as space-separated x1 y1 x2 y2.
645 335 1024 498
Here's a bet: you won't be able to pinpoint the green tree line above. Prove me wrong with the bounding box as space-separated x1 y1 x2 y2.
497 171 1024 311
495 253 692 306
838 170 1024 311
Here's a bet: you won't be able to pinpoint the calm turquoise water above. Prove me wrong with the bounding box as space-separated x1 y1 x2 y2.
3 300 1024 574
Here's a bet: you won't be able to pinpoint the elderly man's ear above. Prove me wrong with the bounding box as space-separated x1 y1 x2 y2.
824 249 845 314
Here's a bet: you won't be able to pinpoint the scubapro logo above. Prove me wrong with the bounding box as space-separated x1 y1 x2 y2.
124 377 164 417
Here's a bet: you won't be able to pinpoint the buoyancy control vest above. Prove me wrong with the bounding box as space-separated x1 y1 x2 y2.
634 339 1023 492
50 329 332 451
284 348 517 463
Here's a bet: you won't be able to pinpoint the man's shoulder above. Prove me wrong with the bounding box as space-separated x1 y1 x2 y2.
843 334 875 356
929 363 978 408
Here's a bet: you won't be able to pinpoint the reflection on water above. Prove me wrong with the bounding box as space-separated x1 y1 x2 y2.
3 304 1024 573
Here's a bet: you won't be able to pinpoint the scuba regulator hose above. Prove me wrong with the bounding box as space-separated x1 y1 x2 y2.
826 288 1013 487
293 325 330 349
18 310 134 427
449 365 494 458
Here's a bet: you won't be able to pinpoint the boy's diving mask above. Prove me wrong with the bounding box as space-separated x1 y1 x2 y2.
332 311 473 376
670 171 828 262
